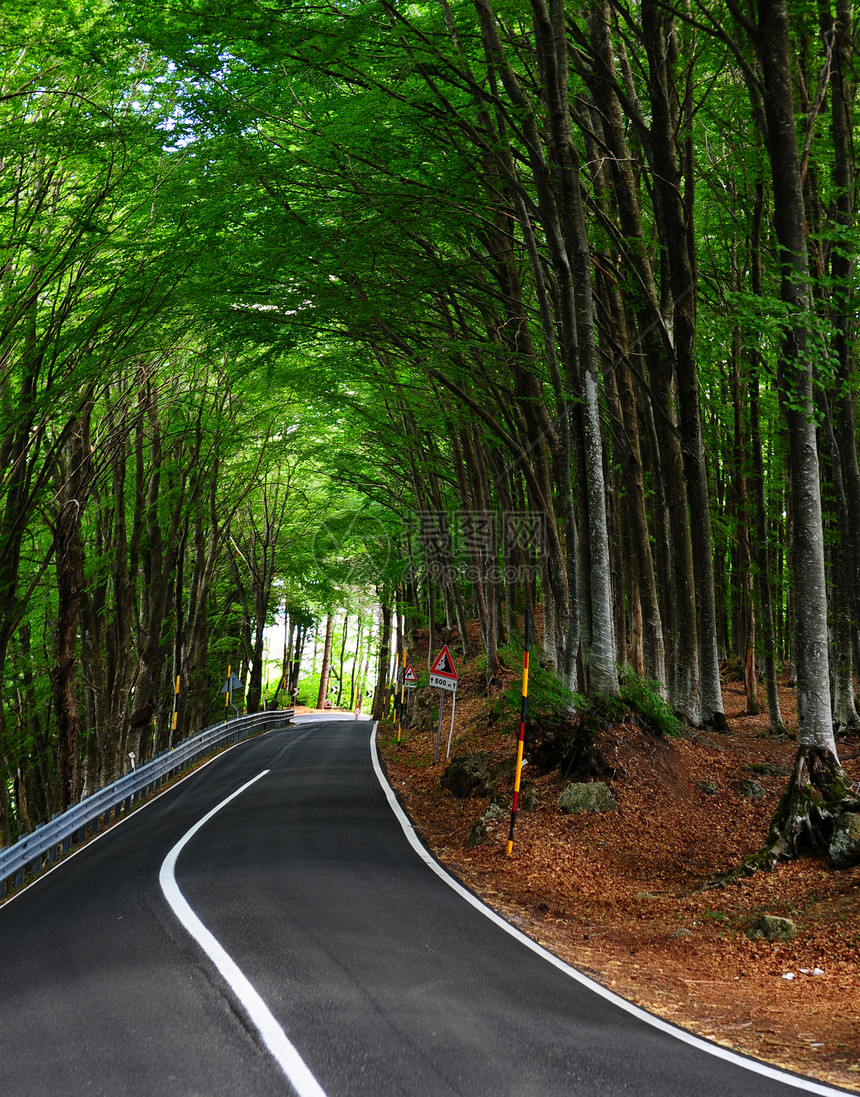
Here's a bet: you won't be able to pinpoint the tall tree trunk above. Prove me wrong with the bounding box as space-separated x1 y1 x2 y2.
316 612 334 709
745 181 786 734
820 402 860 732
731 333 759 716
290 622 306 696
748 365 786 734
820 0 860 730
52 421 88 808
586 0 689 709
642 0 724 728
751 0 855 863
372 602 392 721
348 613 363 711
592 245 666 688
337 613 349 707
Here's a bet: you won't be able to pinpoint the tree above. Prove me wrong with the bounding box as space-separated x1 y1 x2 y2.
748 0 857 861
6 0 860 872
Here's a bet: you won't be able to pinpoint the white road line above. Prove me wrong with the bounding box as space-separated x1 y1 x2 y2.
159 770 328 1097
369 725 848 1097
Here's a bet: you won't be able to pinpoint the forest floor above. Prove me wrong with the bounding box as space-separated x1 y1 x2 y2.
376 659 860 1093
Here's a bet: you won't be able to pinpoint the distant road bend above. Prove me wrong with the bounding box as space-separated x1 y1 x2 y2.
0 715 850 1097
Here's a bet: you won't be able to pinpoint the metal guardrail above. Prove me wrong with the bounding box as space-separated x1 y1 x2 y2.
0 708 294 897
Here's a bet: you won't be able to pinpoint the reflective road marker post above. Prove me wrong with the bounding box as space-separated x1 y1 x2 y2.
507 609 530 856
171 674 180 744
394 651 400 738
392 651 400 727
397 647 407 743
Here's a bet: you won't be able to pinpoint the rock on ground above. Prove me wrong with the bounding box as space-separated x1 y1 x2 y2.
467 803 506 847
441 753 490 798
558 781 618 814
746 915 797 942
829 811 860 868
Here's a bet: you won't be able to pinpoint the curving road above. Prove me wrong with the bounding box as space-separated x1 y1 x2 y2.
0 716 848 1097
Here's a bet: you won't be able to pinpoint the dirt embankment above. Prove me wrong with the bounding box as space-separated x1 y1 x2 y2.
378 670 860 1093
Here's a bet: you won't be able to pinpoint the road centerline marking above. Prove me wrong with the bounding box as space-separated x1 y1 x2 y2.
159 769 328 1097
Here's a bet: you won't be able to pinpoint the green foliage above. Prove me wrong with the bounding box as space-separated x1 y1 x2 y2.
486 655 683 780
493 641 583 727
486 643 582 772
617 667 685 738
1 0 854 851
491 649 680 766
297 671 325 708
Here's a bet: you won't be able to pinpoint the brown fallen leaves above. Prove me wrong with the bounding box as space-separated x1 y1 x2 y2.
379 676 859 1092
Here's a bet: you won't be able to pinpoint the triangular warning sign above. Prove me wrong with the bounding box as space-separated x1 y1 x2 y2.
404 664 417 682
429 645 458 680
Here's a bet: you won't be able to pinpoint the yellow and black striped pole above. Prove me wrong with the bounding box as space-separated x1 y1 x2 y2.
506 609 530 856
393 651 401 739
397 647 407 743
224 664 231 724
171 674 180 743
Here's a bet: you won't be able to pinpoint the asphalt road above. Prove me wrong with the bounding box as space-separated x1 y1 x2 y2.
0 716 848 1097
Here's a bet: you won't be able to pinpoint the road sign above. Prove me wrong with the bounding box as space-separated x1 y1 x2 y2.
221 672 244 693
429 645 458 691
430 646 460 762
404 664 417 690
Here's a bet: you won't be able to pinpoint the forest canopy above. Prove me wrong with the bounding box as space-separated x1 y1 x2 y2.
2 0 859 865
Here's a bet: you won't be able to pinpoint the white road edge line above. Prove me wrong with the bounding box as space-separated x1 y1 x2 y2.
369 724 848 1097
159 769 328 1097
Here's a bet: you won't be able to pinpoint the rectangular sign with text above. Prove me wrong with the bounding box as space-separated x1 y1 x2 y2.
429 673 457 691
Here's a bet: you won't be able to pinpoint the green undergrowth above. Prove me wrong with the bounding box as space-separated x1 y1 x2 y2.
490 655 682 737
616 666 684 738
486 655 683 777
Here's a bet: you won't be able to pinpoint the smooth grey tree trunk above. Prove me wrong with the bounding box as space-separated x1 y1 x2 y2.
316 612 334 710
